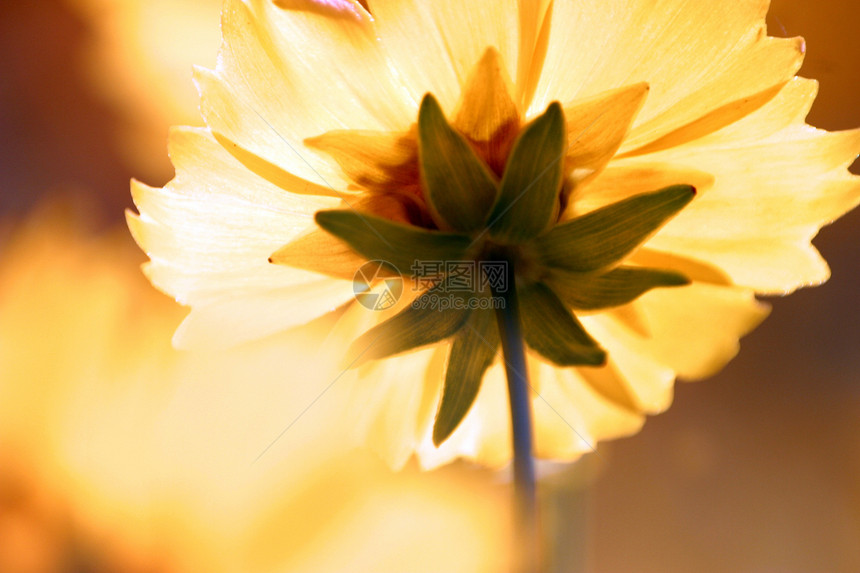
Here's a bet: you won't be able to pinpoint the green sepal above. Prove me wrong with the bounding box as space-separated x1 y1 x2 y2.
531 184 695 273
548 266 690 310
345 278 473 366
487 102 566 243
315 210 472 275
418 94 499 232
432 303 499 446
518 281 606 366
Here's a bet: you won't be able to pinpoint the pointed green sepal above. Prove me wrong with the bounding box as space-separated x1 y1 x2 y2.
488 102 566 243
432 304 499 446
345 278 473 367
518 281 606 366
418 94 499 232
531 184 696 272
315 210 472 275
548 266 690 310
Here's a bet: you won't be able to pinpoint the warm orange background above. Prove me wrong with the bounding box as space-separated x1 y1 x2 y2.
1 1 858 571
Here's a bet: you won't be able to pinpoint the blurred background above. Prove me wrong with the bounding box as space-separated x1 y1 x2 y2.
0 0 858 571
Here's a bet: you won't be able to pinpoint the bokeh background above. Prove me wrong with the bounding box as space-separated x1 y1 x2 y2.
1 0 858 571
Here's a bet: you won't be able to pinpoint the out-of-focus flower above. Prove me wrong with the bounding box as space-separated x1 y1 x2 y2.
64 0 222 176
128 0 860 469
0 208 510 572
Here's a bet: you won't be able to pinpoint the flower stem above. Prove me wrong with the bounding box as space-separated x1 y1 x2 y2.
491 258 539 571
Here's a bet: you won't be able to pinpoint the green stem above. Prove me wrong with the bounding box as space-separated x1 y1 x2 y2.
491 258 539 571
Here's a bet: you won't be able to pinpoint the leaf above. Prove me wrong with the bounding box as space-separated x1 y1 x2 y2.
345 278 474 366
488 101 566 243
518 281 606 366
532 184 695 272
433 304 499 446
418 94 499 232
548 266 690 310
315 210 472 275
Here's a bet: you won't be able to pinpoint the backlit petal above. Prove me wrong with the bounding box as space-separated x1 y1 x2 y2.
562 82 649 185
590 283 770 381
128 127 353 347
535 0 803 151
367 0 519 112
515 0 553 108
416 362 514 469
172 281 354 348
354 346 441 470
305 129 421 197
451 47 521 176
531 359 644 460
636 79 860 292
582 313 677 413
567 162 715 218
197 0 414 192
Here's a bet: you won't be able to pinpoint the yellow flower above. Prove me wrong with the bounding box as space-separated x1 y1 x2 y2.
66 0 223 175
0 209 510 572
128 0 860 469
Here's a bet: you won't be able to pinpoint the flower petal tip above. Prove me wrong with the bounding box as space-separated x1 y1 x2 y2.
273 0 367 22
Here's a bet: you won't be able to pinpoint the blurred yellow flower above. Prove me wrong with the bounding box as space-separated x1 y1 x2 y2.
128 0 860 469
65 0 222 176
0 208 510 572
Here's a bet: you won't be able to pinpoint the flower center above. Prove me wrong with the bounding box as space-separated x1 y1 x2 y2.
304 47 524 232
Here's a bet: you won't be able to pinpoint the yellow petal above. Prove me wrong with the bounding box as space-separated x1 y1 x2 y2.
647 235 834 294
273 0 367 18
210 128 344 199
618 83 786 157
453 48 520 142
415 362 514 469
416 352 645 466
562 82 649 185
417 351 645 464
576 363 640 413
531 359 644 460
642 140 860 292
623 36 804 150
197 0 415 193
305 129 422 198
592 283 770 381
269 229 364 280
368 0 519 112
269 193 424 278
128 127 356 347
595 77 860 293
566 162 715 218
662 76 819 147
129 128 337 298
451 47 521 176
318 299 445 470
582 313 677 413
515 0 553 109
172 280 354 349
629 248 733 286
650 133 860 243
533 0 803 151
354 346 441 470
